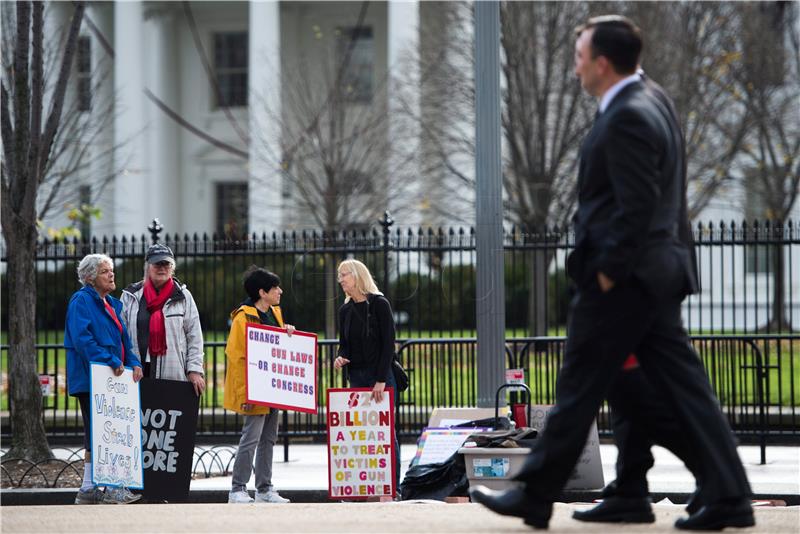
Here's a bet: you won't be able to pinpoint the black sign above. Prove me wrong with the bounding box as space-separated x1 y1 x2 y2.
139 378 199 502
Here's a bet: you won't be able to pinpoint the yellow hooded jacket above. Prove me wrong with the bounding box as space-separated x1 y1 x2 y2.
223 303 284 415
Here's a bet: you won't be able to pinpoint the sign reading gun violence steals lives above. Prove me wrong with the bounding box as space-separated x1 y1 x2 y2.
90 363 144 489
327 388 396 499
246 324 317 413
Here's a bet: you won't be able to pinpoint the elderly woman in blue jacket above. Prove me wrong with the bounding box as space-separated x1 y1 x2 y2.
65 253 143 505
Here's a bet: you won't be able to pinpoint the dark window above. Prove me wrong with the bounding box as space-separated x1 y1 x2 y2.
744 171 774 274
216 182 249 238
214 32 248 108
342 169 373 194
336 26 374 103
77 36 91 111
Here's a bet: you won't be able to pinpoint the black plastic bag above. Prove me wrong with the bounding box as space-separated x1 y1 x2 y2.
399 453 468 501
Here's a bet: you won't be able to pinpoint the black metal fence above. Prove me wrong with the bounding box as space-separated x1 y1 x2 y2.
1 219 798 442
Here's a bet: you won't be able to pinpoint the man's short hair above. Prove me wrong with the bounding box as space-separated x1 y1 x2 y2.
576 15 642 75
243 265 281 302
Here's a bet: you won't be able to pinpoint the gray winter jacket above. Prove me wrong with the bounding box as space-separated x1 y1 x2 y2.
120 278 204 381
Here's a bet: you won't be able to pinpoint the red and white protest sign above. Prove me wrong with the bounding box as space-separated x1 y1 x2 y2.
327 388 396 499
245 324 317 413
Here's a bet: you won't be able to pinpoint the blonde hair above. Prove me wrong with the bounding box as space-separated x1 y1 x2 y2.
337 259 382 303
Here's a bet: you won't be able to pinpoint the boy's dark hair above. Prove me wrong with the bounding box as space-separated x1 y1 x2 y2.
243 265 280 301
576 15 642 75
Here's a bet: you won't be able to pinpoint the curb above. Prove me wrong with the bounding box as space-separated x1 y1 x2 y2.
3 488 797 507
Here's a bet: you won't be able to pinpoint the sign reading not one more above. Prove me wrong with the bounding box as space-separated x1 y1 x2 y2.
90 363 144 489
327 388 396 499
139 378 199 502
246 324 317 413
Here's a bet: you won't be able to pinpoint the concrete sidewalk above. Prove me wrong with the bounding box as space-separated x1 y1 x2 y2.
189 443 799 499
3 443 797 506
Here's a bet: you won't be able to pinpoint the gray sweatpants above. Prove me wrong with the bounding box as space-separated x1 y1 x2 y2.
231 410 280 493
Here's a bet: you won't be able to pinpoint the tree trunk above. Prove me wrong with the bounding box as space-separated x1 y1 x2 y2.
2 222 53 461
527 249 549 337
766 242 792 332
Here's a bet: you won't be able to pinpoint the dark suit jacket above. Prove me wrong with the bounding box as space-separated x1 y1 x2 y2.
567 80 698 298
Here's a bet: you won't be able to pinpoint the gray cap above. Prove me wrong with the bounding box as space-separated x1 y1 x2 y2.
145 243 174 264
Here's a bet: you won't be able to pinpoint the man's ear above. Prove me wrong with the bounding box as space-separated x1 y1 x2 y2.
596 55 611 75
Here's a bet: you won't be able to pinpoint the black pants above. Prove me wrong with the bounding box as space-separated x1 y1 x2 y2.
608 367 702 498
75 393 92 454
514 281 751 505
347 366 402 490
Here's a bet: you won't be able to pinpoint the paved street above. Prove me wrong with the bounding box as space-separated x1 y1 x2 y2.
2 502 799 533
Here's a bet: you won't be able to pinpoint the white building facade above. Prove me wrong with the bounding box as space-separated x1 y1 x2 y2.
47 0 420 238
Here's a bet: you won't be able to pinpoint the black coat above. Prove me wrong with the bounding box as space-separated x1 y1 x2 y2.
567 80 698 299
337 293 396 382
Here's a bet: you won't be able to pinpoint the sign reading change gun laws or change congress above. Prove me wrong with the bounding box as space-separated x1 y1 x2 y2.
327 388 396 499
90 363 144 489
246 324 317 413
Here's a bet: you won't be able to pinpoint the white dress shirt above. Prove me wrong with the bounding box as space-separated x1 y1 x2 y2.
599 73 641 113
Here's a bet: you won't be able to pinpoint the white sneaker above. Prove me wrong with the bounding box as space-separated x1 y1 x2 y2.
228 490 254 504
255 489 290 503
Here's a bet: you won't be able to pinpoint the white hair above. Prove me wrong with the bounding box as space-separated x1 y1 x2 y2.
77 254 114 286
143 258 176 279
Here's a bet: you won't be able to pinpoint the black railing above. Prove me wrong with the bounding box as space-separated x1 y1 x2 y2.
2 336 797 445
1 219 798 442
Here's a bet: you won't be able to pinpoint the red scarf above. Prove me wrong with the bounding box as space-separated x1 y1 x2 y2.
143 277 174 357
103 299 125 364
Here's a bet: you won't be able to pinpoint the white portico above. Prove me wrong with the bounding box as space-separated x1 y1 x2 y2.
49 0 420 239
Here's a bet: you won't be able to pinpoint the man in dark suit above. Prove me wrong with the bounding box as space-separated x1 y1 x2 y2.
470 16 754 530
573 73 707 524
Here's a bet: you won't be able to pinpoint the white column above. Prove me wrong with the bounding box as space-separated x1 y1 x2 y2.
145 8 180 234
387 0 420 224
113 0 148 237
88 2 116 237
248 1 282 234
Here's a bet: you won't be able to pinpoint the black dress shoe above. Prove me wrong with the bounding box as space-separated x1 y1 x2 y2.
572 496 655 523
469 485 552 529
675 498 755 531
685 490 703 516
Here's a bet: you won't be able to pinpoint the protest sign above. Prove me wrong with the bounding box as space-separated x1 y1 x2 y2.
529 404 604 489
139 378 199 502
327 388 395 499
90 363 144 489
410 427 490 467
246 324 317 413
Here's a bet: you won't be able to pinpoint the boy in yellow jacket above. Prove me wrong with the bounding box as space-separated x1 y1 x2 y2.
224 266 295 504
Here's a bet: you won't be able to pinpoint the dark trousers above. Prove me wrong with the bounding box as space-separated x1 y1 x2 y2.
608 367 702 498
347 366 402 489
514 281 751 505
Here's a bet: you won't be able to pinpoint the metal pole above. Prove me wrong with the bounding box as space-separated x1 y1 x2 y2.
474 1 506 408
379 211 394 299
